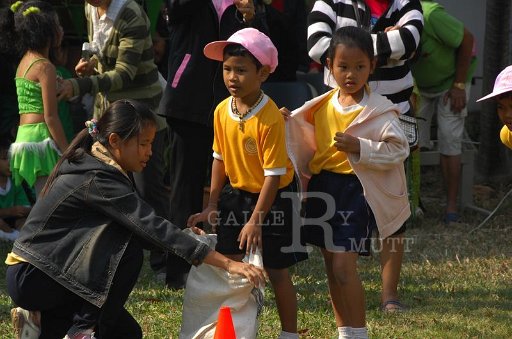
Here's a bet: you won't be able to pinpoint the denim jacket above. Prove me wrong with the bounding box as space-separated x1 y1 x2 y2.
12 153 210 307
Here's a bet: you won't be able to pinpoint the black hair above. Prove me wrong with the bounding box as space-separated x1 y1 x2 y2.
6 1 61 55
0 133 13 154
0 5 20 61
327 26 374 64
223 44 263 70
497 91 512 101
41 99 157 196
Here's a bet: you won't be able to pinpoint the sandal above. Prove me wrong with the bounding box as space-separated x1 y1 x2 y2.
381 300 407 313
443 212 462 225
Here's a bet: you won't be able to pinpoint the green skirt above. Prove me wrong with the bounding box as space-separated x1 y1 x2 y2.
9 122 61 187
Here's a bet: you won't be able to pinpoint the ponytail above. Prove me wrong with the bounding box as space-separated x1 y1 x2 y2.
40 99 156 197
0 6 20 62
40 128 94 197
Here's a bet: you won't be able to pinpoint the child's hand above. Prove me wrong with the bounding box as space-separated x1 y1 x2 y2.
187 205 218 230
75 58 97 77
280 107 292 121
234 0 255 22
238 221 262 254
334 132 361 153
227 260 267 288
56 79 74 101
9 206 31 218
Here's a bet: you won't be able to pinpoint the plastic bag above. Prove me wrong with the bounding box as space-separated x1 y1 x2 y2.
179 231 264 339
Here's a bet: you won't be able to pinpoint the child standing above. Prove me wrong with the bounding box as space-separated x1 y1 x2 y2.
4 1 69 197
188 28 308 339
477 65 512 149
0 137 32 242
6 99 266 339
287 26 410 338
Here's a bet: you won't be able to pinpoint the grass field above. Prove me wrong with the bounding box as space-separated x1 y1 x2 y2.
0 166 511 338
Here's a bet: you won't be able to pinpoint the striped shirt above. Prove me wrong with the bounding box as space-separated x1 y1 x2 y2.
70 0 163 124
307 0 423 114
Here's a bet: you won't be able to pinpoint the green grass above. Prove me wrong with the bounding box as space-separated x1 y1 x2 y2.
0 169 511 338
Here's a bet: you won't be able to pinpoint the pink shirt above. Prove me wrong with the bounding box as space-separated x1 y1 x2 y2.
213 0 233 22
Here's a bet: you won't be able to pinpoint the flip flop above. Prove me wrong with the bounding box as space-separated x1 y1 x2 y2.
381 300 407 313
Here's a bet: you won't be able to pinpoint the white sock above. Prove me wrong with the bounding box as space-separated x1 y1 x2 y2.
352 327 368 339
278 330 299 339
338 326 353 339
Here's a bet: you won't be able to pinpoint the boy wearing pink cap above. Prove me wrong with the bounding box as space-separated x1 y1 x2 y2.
477 65 512 149
188 28 307 339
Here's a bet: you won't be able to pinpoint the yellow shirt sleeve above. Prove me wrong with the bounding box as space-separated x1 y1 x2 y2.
5 252 27 265
500 125 512 149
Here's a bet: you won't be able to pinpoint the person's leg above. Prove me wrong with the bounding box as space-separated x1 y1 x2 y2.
166 119 213 288
34 176 48 198
132 127 170 275
93 239 144 339
379 231 405 310
6 263 83 339
266 267 297 334
437 89 467 219
440 154 461 214
322 249 365 327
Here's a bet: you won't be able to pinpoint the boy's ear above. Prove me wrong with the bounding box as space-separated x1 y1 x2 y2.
370 57 377 74
259 65 271 82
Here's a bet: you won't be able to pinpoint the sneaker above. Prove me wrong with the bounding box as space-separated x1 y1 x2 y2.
11 307 41 339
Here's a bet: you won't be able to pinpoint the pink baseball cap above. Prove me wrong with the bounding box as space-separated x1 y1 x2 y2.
203 28 278 73
477 65 512 102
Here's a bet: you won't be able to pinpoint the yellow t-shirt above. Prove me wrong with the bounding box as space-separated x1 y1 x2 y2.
5 251 26 265
213 95 294 193
308 90 368 175
500 125 512 149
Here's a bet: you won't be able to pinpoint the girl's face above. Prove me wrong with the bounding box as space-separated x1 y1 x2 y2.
327 44 375 98
110 125 156 173
0 150 10 177
222 55 268 101
497 95 512 130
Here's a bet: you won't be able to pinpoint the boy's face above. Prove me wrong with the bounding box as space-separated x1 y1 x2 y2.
222 55 268 100
0 150 10 177
497 95 512 130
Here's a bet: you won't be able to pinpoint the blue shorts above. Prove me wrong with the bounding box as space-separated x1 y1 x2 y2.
215 181 308 269
303 171 376 255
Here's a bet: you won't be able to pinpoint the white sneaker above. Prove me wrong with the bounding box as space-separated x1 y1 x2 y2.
11 307 41 339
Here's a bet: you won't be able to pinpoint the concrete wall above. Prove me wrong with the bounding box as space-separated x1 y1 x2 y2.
436 0 512 112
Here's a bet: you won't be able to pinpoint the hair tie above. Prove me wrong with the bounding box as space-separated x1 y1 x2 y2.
22 6 40 16
85 119 98 137
10 1 23 13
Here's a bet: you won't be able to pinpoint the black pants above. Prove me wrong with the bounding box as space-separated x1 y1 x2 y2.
7 240 144 339
165 118 214 283
133 127 171 272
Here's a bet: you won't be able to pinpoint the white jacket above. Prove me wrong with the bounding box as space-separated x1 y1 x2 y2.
286 89 411 239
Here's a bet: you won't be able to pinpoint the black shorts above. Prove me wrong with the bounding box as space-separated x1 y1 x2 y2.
303 171 376 256
215 181 308 269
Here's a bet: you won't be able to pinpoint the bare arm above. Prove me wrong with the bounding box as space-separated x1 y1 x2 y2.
238 175 280 253
444 27 474 113
40 62 69 153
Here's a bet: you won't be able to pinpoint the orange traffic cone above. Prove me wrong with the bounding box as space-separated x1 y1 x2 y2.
213 306 236 339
